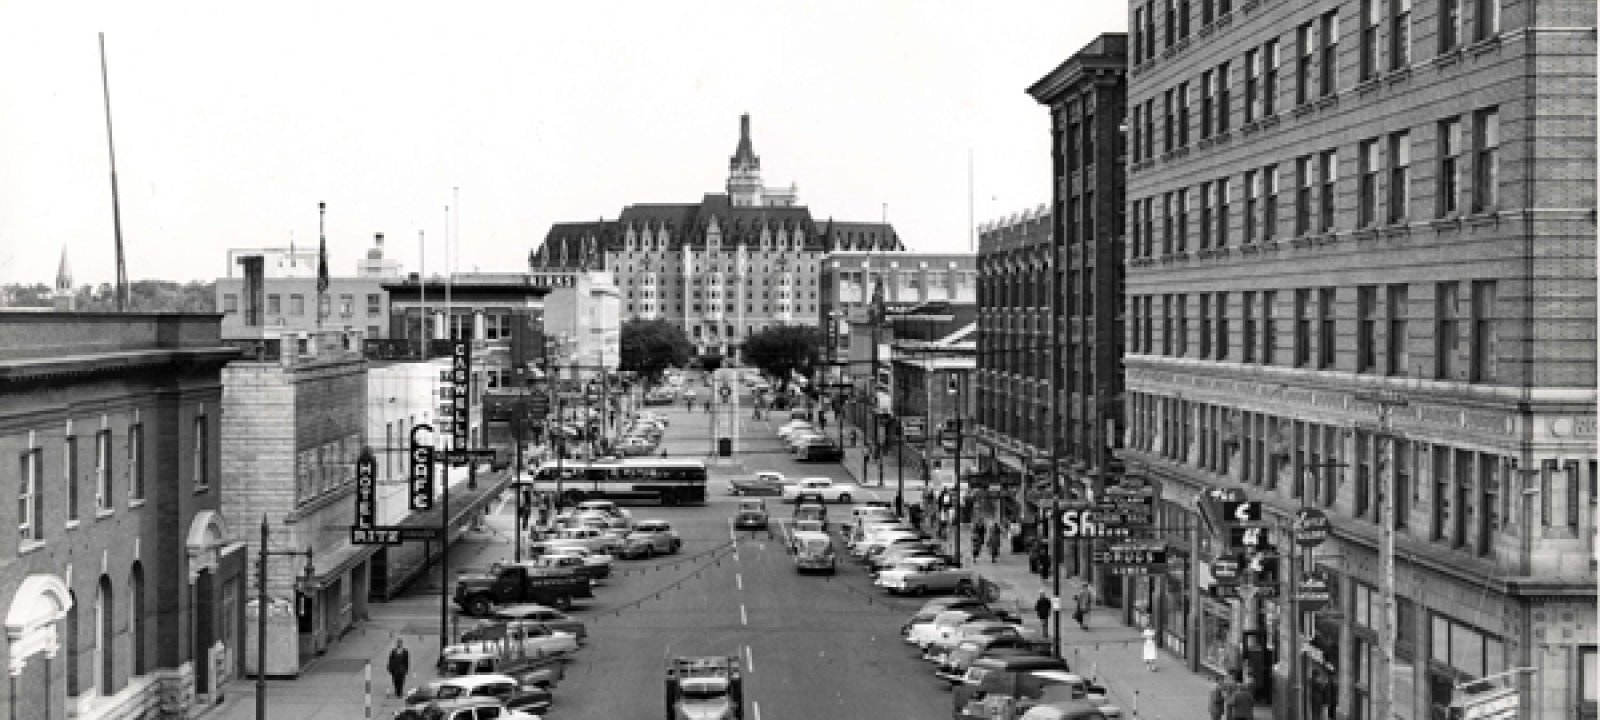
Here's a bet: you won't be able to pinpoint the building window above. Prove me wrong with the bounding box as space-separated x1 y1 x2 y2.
1242 292 1257 363
1359 139 1380 227
1082 114 1095 166
367 294 382 315
1162 193 1174 255
1144 296 1155 352
1440 0 1461 52
1470 280 1497 382
1215 291 1230 360
1360 0 1380 81
128 423 143 501
223 294 238 313
1262 39 1278 116
1130 104 1142 162
1178 0 1191 38
1296 22 1314 106
290 294 306 316
1200 69 1214 138
1243 170 1258 244
1143 198 1156 257
1436 282 1460 380
1176 295 1189 357
18 449 40 542
1215 178 1230 246
1296 156 1313 235
1262 290 1277 365
1216 61 1230 133
1431 446 1450 540
1319 150 1338 231
1164 88 1175 152
267 294 281 315
193 415 209 490
1145 3 1157 60
1318 287 1336 369
1391 0 1412 68
1472 108 1500 212
1176 188 1190 252
1262 164 1279 240
1144 99 1156 159
1387 284 1410 376
1165 0 1176 48
1162 295 1174 355
1198 181 1213 248
1357 286 1378 373
1177 82 1190 147
1294 289 1311 367
1474 0 1499 41
1134 7 1145 61
1389 131 1411 223
339 294 354 317
95 430 112 511
1437 118 1464 216
1243 48 1259 123
1200 293 1213 358
1320 11 1339 97
65 435 79 523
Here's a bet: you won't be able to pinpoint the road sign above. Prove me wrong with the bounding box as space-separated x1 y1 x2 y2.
397 526 443 542
409 426 435 512
1230 525 1273 550
1212 554 1243 583
1294 569 1333 612
1060 509 1134 538
350 526 442 545
1205 487 1245 504
1294 507 1331 547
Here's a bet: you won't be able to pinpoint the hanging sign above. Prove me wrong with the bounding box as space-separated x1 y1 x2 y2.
451 341 472 449
1294 569 1333 612
353 449 377 528
409 425 436 511
1293 507 1331 547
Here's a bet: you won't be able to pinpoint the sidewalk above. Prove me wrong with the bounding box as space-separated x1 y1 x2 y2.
934 525 1269 720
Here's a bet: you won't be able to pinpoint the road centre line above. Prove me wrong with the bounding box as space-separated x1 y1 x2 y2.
744 645 754 674
753 701 762 720
736 573 743 591
740 604 748 625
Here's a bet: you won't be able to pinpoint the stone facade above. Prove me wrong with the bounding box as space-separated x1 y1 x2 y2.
1122 0 1595 718
0 313 246 720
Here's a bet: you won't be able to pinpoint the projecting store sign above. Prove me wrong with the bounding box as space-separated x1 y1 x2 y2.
1294 569 1333 612
353 449 377 528
409 425 435 512
451 341 471 449
1293 507 1331 547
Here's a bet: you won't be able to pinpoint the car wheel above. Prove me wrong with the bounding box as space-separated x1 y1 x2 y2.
466 596 492 617
643 546 655 559
553 594 573 611
956 580 975 597
671 540 682 553
837 493 852 504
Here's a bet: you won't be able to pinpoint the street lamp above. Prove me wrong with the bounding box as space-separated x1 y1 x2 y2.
255 516 315 720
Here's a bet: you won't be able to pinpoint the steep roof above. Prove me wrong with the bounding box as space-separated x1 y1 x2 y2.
55 247 73 291
729 113 760 170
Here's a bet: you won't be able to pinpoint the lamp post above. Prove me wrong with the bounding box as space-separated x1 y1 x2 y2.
255 517 315 720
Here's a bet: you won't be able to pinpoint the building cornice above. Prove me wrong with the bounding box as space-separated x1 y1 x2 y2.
0 348 240 385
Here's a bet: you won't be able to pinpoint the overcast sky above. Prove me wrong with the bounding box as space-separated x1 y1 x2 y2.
0 1 1125 287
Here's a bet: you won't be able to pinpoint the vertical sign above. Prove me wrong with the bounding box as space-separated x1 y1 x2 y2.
354 448 377 528
409 425 435 511
451 340 471 450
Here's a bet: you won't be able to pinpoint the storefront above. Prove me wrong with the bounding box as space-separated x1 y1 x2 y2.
1200 598 1234 675
1157 551 1190 659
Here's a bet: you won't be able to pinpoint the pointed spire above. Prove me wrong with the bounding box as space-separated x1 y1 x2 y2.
55 246 73 291
729 113 759 170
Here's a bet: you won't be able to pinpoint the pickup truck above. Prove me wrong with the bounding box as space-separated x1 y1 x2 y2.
454 562 594 615
781 477 859 504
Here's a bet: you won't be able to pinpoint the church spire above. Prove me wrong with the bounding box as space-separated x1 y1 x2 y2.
55 246 73 291
729 113 759 171
727 113 764 206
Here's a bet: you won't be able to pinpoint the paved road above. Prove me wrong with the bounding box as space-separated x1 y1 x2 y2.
531 396 951 720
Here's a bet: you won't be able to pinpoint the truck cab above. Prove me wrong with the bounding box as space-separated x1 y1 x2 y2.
454 562 593 615
665 656 744 720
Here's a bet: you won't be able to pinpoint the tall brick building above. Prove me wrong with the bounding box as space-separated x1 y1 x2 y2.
1120 0 1594 718
530 114 902 362
0 313 246 719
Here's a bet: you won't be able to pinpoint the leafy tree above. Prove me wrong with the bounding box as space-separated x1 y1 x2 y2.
619 318 692 386
4 280 215 312
740 324 823 392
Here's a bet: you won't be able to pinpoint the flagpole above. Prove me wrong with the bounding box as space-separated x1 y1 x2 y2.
317 201 327 329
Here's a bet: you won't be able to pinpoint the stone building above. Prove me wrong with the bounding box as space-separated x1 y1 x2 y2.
530 114 901 362
1121 0 1594 717
220 332 374 676
215 233 402 341
0 313 246 719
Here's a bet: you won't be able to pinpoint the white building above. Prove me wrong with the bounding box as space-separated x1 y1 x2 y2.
538 271 621 376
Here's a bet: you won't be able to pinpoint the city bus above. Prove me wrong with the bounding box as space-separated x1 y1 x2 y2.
527 458 709 505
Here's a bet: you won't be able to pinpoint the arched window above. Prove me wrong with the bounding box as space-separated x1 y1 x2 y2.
96 575 114 694
65 592 81 696
130 563 146 676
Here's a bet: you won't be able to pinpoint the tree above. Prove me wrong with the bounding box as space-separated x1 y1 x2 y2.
740 324 824 392
618 318 692 387
3 280 215 312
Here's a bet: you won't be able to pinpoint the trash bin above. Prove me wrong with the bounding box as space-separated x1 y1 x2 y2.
718 437 733 457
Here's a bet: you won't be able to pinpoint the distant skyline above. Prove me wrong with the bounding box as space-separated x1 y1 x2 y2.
0 1 1126 287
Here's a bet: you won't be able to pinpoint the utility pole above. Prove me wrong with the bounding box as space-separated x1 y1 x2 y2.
1357 390 1407 720
255 517 313 720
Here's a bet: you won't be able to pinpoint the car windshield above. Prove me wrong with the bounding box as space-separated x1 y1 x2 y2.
679 679 729 701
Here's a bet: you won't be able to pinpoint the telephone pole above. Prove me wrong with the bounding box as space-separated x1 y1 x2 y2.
1357 390 1407 720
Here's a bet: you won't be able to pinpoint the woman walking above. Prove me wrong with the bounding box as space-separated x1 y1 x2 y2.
987 526 1002 562
1142 626 1159 671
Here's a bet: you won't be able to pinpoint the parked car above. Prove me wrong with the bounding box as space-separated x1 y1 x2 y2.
534 546 614 579
876 556 978 596
781 477 859 504
542 527 622 554
791 531 837 574
619 436 657 456
394 696 545 720
486 604 588 644
616 519 682 558
575 500 630 520
784 431 828 453
923 619 1035 664
792 500 828 525
775 421 816 441
728 471 788 496
435 648 565 688
794 435 844 462
870 543 949 572
734 499 770 530
444 619 579 659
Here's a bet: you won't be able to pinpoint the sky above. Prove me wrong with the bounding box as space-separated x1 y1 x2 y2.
0 0 1126 287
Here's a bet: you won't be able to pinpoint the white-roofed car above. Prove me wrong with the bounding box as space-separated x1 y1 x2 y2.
485 603 588 644
443 619 579 659
907 609 985 648
617 519 682 558
875 556 978 596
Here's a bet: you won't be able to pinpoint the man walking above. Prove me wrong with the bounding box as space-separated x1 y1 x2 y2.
1034 591 1053 640
386 638 410 698
987 525 1002 562
1073 588 1091 630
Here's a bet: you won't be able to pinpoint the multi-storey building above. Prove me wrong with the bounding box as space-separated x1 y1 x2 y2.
530 115 901 361
975 206 1056 496
0 313 246 719
216 234 402 340
820 251 978 377
540 270 622 377
1122 1 1594 717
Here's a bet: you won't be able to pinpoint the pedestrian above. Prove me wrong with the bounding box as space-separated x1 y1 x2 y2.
1227 680 1255 719
970 534 982 563
1208 680 1228 720
386 638 410 698
908 504 923 530
1142 626 1158 671
1074 589 1091 630
1034 591 1052 639
972 520 987 549
818 413 828 430
987 526 1001 562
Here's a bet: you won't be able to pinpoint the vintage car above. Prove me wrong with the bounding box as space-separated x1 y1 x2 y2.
486 604 588 644
728 471 789 496
791 531 837 574
435 648 567 689
902 599 1020 637
734 499 770 530
876 557 977 596
445 619 579 659
791 518 826 535
923 619 1034 664
401 674 553 716
394 696 545 720
619 436 658 456
794 435 844 462
774 420 816 441
792 500 828 525
538 546 614 579
541 527 623 554
870 543 949 572
616 520 682 558
575 499 631 520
